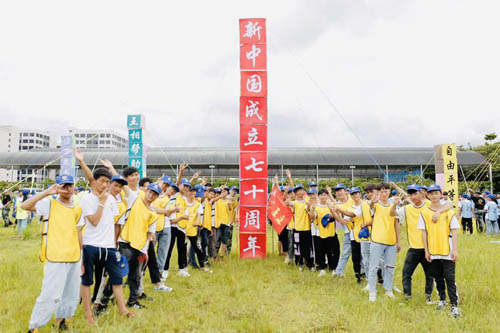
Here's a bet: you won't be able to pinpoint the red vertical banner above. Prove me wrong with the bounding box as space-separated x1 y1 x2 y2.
239 18 267 259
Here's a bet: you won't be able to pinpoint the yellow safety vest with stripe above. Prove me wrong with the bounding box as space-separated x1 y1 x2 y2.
293 201 310 231
40 199 82 263
153 195 170 232
315 205 335 238
420 207 454 256
348 201 372 242
371 202 397 246
186 200 202 237
404 203 426 249
120 198 157 251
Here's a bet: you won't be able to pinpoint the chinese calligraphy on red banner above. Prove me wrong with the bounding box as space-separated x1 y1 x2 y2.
239 18 267 258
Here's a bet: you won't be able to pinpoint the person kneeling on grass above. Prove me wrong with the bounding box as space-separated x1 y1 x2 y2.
419 184 460 318
23 176 83 332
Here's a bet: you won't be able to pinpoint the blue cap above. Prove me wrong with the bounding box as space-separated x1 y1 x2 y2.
466 194 471 200
221 186 230 192
487 194 496 200
31 189 36 195
391 190 398 195
161 176 172 185
407 184 420 192
350 187 361 194
195 184 205 198
76 186 84 191
461 193 468 198
307 188 318 195
288 186 294 192
309 182 318 187
230 186 239 193
22 189 30 196
334 184 346 191
111 175 128 186
147 183 162 195
214 188 222 194
293 184 305 192
57 174 74 185
170 184 180 192
180 178 191 186
358 227 370 239
279 186 286 192
321 214 335 227
427 184 441 192
485 190 491 195
420 185 428 191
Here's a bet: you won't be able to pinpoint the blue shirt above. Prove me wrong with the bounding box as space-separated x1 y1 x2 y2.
459 200 474 218
485 201 498 221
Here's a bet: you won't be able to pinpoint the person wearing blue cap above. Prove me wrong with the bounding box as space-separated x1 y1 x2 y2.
418 184 460 318
363 183 401 302
214 186 233 260
485 194 499 236
390 184 435 303
22 177 84 332
458 194 474 235
333 184 355 277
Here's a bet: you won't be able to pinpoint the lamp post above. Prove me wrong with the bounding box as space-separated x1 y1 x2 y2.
350 165 356 187
209 165 215 184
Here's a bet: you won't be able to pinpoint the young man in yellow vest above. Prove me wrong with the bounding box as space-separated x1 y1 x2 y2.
201 187 216 262
23 176 83 332
418 184 460 318
289 184 315 270
333 184 354 277
117 183 161 309
363 183 401 302
162 182 185 278
214 186 232 259
312 189 341 276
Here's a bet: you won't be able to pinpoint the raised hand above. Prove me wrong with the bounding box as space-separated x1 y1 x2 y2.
100 159 114 170
46 184 61 196
179 163 188 172
97 190 109 205
73 147 83 162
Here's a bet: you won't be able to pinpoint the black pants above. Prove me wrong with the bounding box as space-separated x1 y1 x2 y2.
316 235 340 270
119 242 143 303
297 230 313 268
461 217 473 234
146 241 161 284
164 227 187 271
402 248 434 297
351 241 362 277
429 259 458 306
91 259 106 303
188 236 205 268
278 228 289 253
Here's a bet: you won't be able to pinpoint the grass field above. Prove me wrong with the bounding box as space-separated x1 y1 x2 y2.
1 217 500 333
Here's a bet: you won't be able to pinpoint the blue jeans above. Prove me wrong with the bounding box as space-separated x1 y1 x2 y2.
335 233 351 275
156 227 172 273
486 219 499 236
368 242 397 293
17 218 28 234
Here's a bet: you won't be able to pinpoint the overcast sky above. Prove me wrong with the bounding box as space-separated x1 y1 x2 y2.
1 0 499 149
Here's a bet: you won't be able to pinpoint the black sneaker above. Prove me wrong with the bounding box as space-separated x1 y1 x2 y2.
93 303 108 316
58 319 68 331
138 293 153 301
127 301 146 309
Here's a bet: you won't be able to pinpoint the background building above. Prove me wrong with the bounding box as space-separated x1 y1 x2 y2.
69 127 128 149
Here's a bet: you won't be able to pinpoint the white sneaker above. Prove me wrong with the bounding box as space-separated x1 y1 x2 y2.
436 300 447 310
369 292 377 302
154 283 173 292
362 284 370 292
318 270 326 277
160 270 169 281
385 290 395 299
299 266 304 272
177 269 191 277
451 306 460 318
284 257 290 264
393 286 402 294
311 267 316 272
201 267 213 273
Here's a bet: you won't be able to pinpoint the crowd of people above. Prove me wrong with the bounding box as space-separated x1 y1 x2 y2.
1 157 499 330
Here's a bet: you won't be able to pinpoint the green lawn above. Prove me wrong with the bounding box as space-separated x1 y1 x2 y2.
1 218 499 332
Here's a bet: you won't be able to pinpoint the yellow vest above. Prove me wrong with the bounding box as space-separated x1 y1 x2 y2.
404 203 426 249
186 201 202 237
371 202 397 245
120 198 157 251
114 193 127 224
215 199 229 227
294 201 310 231
420 207 453 256
203 201 213 231
40 199 82 263
348 201 372 242
153 195 170 232
176 195 188 229
315 205 335 238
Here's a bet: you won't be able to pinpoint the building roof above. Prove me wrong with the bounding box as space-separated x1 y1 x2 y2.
0 147 485 168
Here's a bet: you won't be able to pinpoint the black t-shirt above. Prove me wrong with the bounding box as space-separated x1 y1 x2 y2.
2 195 12 206
471 196 486 210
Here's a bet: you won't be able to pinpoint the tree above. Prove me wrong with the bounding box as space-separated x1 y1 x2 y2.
484 133 497 143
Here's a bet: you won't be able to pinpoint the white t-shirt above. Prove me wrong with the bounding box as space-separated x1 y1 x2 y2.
36 197 85 227
118 191 156 254
81 193 119 248
417 215 459 260
345 204 362 241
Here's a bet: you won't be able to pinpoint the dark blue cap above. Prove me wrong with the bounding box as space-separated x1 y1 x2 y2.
309 182 318 187
358 227 370 239
147 183 162 195
293 184 305 192
307 188 318 195
195 184 205 197
391 190 398 195
22 189 30 195
57 174 74 185
350 187 361 194
230 186 239 193
427 184 441 193
321 214 335 227
487 194 496 200
111 175 128 185
420 185 429 191
461 193 467 198
407 184 420 192
334 184 346 191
